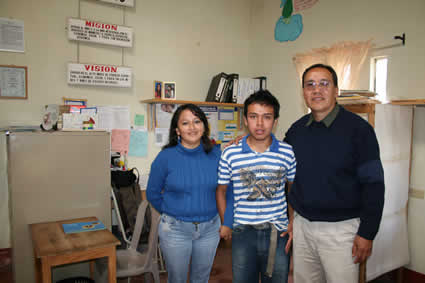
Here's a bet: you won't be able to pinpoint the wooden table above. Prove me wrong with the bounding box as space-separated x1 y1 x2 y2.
30 217 120 283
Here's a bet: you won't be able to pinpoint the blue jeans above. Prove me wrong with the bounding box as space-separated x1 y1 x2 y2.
232 224 290 283
158 213 220 283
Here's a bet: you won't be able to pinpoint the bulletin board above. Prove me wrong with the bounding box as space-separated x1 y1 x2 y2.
0 65 28 99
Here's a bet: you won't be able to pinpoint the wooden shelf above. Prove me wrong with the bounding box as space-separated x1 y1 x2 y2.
390 99 425 105
337 97 380 105
140 98 244 108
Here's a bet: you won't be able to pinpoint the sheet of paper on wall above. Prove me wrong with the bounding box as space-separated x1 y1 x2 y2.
80 107 97 116
111 129 131 154
155 104 179 128
0 17 25 52
62 113 84 130
225 123 237 130
218 131 236 142
155 128 169 147
218 107 235 120
97 106 130 130
200 106 218 141
111 105 130 129
218 107 239 142
128 129 148 157
134 114 145 129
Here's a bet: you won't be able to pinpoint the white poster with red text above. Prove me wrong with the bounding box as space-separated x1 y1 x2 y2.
68 63 132 88
67 18 133 47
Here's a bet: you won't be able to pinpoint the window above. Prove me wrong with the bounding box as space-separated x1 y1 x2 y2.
370 56 388 103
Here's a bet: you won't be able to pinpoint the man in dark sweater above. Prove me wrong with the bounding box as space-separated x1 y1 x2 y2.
284 64 385 283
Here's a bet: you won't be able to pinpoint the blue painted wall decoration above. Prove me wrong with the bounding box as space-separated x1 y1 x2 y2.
275 0 303 42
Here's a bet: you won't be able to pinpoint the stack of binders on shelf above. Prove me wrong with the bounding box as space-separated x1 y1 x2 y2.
205 73 267 104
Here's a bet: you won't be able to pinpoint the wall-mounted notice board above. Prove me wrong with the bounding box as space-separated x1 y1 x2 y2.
0 65 28 99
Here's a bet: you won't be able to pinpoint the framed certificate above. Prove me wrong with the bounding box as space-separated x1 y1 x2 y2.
0 65 28 99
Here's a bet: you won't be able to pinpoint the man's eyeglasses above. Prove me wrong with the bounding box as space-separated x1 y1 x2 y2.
304 80 331 90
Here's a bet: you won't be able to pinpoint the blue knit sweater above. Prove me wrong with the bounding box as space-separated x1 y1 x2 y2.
147 141 222 223
285 106 385 240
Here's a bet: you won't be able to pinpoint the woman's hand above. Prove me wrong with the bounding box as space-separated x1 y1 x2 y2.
219 225 232 240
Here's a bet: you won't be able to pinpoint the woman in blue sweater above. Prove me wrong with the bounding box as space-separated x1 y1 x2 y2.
147 104 222 283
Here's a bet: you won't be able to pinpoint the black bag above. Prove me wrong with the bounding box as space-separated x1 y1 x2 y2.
111 168 138 187
111 168 150 244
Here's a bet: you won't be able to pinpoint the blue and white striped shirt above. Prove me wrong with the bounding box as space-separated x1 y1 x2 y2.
218 134 296 231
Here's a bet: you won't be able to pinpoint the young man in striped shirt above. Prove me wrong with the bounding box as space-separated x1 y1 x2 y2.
216 90 296 283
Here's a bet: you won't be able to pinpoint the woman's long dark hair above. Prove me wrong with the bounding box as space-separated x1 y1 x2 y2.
163 104 214 153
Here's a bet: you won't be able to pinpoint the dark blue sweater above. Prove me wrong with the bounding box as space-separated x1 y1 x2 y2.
285 106 385 240
147 141 221 223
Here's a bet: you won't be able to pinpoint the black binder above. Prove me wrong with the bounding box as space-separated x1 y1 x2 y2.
220 75 231 102
206 72 229 102
223 73 239 103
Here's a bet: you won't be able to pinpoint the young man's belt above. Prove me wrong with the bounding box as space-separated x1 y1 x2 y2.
249 222 278 277
250 222 271 230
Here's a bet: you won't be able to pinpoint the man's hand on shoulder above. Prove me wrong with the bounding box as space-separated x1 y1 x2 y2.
223 134 246 149
219 225 232 241
352 235 373 264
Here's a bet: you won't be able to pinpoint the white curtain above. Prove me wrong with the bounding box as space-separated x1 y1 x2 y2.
292 39 373 90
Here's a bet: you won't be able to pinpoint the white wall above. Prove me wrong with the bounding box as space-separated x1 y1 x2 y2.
248 0 425 274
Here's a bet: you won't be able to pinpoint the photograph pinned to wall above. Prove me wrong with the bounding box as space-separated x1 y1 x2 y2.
154 81 162 99
0 18 25 53
156 103 178 128
163 82 176 100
